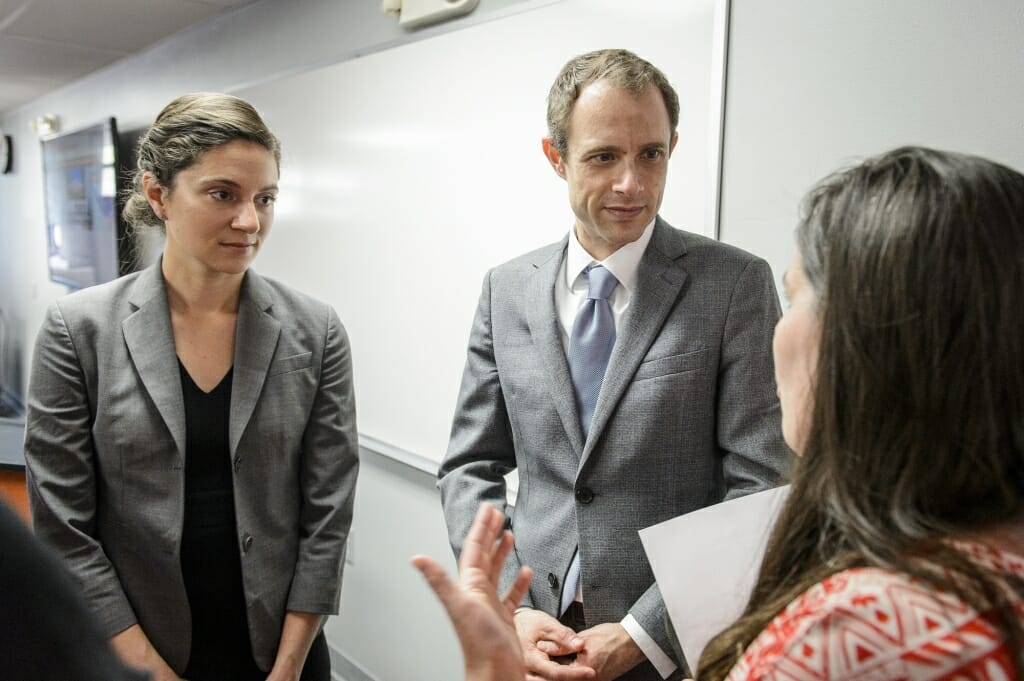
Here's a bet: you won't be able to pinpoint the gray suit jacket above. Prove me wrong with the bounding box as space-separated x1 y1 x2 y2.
438 218 790 678
24 262 359 673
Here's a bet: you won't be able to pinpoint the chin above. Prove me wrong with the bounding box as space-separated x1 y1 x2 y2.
781 420 807 457
212 261 252 276
603 224 645 245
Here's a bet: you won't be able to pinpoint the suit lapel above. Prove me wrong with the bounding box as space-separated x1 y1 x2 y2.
229 270 281 456
581 219 689 467
525 238 586 457
122 263 187 461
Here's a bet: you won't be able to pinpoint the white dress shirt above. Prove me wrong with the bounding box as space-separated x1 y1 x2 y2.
553 219 677 678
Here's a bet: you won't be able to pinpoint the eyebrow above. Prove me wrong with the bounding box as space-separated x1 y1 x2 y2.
580 145 622 156
200 178 279 192
580 142 669 156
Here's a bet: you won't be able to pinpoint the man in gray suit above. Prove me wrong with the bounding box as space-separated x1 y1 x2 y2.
438 50 790 681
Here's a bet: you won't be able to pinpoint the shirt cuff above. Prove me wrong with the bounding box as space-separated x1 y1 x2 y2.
621 614 678 678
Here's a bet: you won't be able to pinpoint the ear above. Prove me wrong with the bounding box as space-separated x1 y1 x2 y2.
668 131 679 157
541 137 567 180
141 172 168 220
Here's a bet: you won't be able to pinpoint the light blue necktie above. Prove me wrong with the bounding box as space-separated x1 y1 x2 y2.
567 265 618 438
561 264 618 616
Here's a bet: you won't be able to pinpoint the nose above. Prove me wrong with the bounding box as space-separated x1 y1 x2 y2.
612 161 642 195
232 201 261 233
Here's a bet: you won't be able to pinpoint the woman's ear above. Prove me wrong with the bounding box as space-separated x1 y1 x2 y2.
142 172 168 220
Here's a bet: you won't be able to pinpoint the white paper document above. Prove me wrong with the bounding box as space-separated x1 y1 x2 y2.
639 485 790 668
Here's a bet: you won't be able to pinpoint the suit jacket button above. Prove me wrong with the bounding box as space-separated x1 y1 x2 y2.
575 487 594 504
548 573 559 589
243 534 253 552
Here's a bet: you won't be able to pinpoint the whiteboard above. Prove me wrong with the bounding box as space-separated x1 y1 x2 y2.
241 0 723 464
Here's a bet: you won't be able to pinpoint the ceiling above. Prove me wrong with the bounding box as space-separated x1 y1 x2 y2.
0 0 262 114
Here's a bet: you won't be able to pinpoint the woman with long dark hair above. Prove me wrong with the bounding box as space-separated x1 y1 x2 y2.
414 146 1024 681
697 146 1024 680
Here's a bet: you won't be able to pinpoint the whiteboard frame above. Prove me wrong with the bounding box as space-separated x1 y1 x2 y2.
244 0 734 469
707 0 731 240
359 0 734 473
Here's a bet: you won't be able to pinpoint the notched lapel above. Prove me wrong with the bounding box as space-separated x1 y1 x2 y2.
525 241 586 457
582 220 689 465
230 272 281 456
122 266 186 461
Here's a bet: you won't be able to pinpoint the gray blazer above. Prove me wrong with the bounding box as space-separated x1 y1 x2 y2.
438 218 790 678
24 262 359 673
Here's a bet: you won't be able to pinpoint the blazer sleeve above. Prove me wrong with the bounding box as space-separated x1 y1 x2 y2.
437 270 528 602
24 301 138 636
285 306 360 614
717 259 791 499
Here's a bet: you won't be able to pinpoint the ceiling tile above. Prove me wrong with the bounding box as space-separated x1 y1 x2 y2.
0 0 262 113
0 33 123 79
2 0 229 53
191 0 258 6
0 34 123 111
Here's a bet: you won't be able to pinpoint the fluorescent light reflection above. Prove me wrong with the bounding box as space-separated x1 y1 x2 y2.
274 169 356 220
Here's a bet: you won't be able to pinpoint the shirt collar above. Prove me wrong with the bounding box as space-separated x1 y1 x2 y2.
565 218 657 293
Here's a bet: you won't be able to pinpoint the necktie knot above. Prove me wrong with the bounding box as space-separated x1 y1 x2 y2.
584 265 618 301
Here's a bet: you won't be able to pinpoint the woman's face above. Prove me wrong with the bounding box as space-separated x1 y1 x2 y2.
149 139 279 279
773 252 820 455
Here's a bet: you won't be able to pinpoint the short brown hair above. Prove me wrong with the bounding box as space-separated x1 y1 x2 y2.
546 49 679 156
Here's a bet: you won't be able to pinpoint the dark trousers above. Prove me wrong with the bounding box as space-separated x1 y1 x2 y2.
300 631 331 681
559 601 587 632
184 630 330 681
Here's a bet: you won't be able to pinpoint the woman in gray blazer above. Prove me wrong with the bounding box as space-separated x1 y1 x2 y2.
24 93 359 681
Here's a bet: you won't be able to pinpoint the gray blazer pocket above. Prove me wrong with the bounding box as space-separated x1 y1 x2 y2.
268 352 313 377
633 349 708 382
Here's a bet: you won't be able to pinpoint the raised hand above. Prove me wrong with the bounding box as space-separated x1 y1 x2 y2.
413 503 533 681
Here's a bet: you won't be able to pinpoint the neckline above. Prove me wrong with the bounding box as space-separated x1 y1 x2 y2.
177 357 233 395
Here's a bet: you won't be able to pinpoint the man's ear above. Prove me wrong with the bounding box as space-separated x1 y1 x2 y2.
141 172 168 220
541 138 567 179
668 131 679 157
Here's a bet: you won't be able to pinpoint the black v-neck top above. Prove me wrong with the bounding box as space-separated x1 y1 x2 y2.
178 361 263 680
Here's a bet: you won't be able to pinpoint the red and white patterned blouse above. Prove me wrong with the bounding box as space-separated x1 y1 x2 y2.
726 542 1024 681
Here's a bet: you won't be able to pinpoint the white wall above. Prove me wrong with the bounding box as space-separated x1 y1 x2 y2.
0 0 542 408
235 0 721 464
719 0 1024 289
0 1 530 679
2 1 1024 680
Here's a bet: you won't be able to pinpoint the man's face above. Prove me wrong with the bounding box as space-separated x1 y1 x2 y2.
543 80 677 260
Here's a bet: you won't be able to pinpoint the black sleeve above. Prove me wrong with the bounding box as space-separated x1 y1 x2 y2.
0 500 149 681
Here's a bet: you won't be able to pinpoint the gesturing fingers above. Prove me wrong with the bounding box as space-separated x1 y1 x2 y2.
459 503 506 580
503 565 533 615
410 555 455 607
490 528 516 586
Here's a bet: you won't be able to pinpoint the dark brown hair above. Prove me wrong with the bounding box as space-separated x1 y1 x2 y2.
699 147 1024 680
122 92 280 230
546 48 679 156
